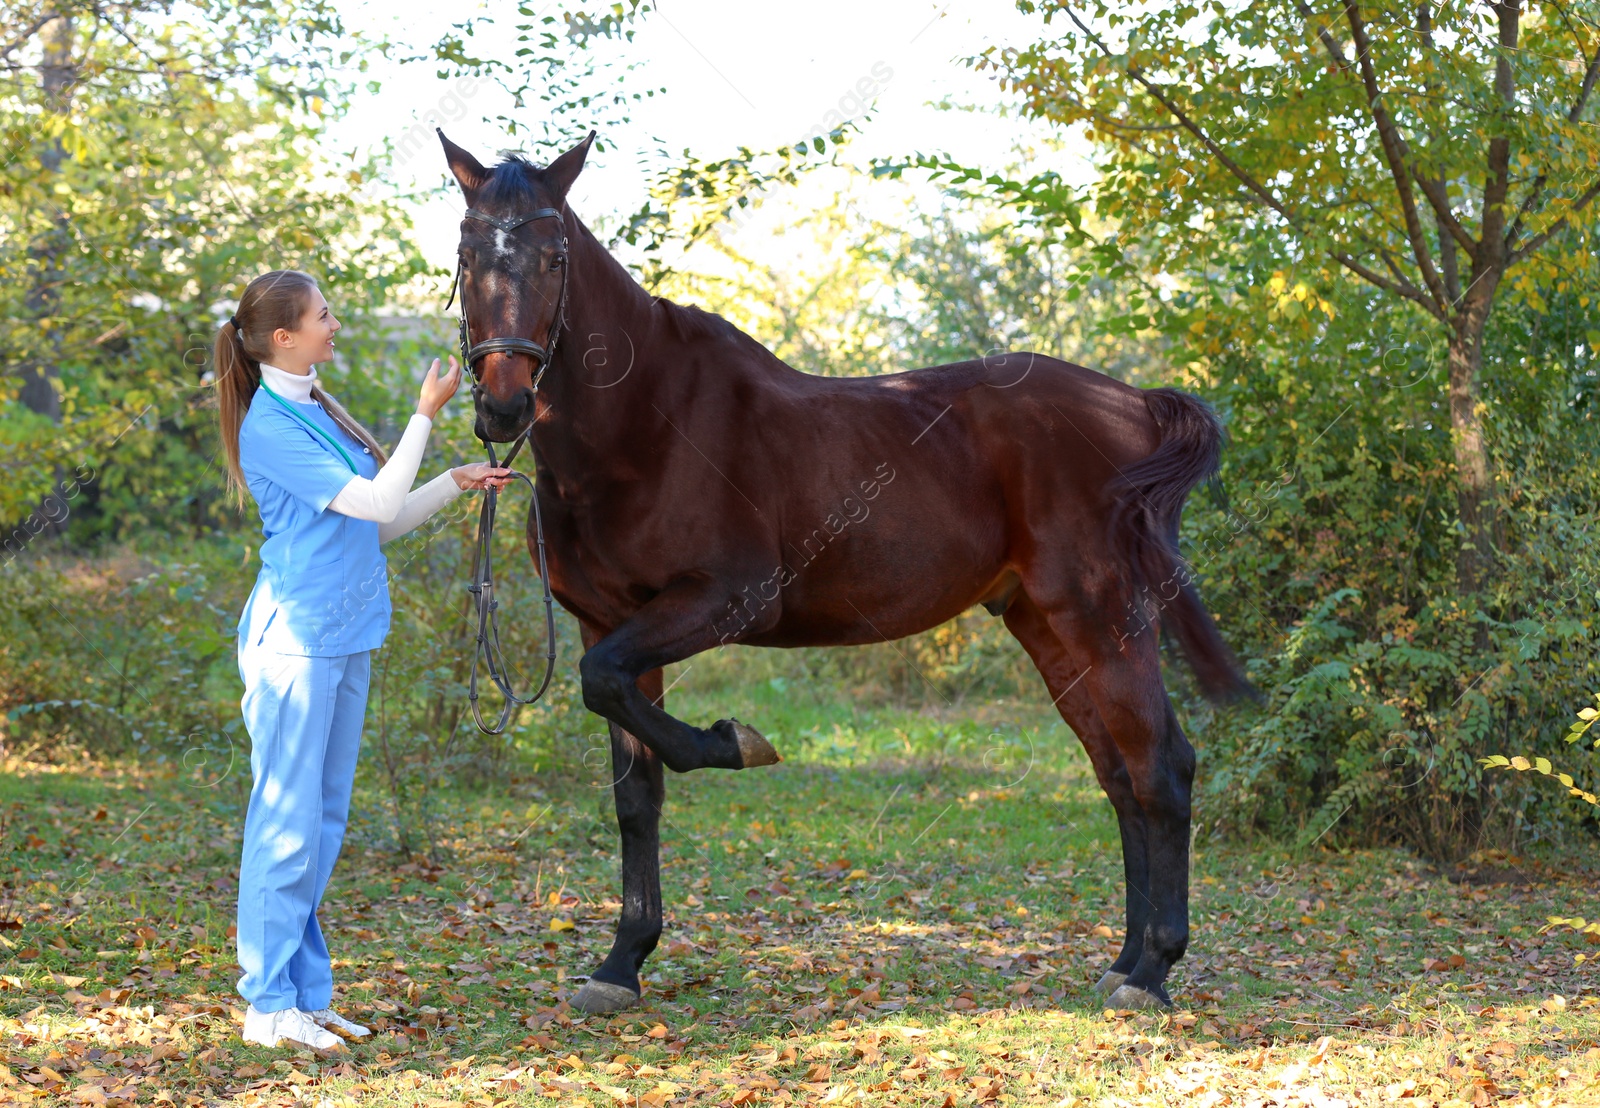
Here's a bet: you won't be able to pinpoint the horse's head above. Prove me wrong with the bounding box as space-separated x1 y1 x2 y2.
438 129 595 442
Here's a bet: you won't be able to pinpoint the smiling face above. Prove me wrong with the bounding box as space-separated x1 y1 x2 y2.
269 287 341 373
440 129 595 442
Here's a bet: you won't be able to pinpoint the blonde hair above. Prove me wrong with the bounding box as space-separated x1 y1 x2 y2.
214 270 388 508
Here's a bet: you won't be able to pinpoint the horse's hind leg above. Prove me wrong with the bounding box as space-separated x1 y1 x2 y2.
571 632 666 1015
1033 594 1194 1010
1001 593 1153 997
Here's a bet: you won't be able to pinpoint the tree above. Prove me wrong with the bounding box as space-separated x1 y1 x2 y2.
427 2 657 153
0 1 427 534
1483 690 1600 938
975 0 1600 595
15 9 73 427
423 2 861 288
649 163 1172 382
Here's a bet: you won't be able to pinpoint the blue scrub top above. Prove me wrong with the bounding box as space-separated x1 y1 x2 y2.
236 392 391 657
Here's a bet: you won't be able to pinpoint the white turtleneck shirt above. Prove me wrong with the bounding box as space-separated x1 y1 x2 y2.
258 362 465 544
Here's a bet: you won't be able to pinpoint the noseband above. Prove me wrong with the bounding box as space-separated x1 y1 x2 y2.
444 203 568 736
445 205 570 389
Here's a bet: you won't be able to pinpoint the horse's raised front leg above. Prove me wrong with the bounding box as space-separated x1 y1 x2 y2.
570 642 666 1016
578 577 781 773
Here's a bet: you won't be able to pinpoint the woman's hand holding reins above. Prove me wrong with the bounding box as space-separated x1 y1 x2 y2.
452 464 514 491
417 355 462 419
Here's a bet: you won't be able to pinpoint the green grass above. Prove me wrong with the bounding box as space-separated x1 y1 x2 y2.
3 667 1597 1106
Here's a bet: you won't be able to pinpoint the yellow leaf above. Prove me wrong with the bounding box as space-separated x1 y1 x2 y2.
550 918 575 932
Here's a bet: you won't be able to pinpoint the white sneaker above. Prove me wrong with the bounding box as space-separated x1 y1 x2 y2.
241 1004 343 1051
306 1006 371 1038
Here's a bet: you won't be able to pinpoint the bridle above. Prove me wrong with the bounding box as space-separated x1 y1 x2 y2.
447 204 568 735
445 205 570 383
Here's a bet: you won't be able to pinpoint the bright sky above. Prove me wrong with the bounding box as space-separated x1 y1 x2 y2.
327 0 1093 284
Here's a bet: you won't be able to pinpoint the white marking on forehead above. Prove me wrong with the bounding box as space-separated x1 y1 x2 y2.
492 228 512 260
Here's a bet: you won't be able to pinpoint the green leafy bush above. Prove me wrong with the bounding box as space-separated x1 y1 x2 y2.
0 540 245 781
1180 270 1600 860
1483 691 1600 942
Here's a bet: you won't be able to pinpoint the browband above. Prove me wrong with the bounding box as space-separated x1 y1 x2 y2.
462 207 563 233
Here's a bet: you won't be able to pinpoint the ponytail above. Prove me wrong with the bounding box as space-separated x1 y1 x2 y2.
213 270 390 511
216 319 261 510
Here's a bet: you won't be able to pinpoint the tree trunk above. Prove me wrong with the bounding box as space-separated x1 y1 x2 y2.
18 14 75 422
11 15 77 548
1446 278 1501 597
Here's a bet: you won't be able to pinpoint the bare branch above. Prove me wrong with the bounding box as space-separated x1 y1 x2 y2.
0 12 60 63
1304 0 1472 271
1065 4 1453 320
1507 179 1600 265
1476 0 1521 267
1056 91 1182 133
1546 0 1600 79
1414 0 1462 303
1378 246 1414 291
1061 7 1301 228
1409 167 1475 253
1436 203 1460 303
1567 45 1600 122
1342 1 1453 314
1505 29 1600 251
1332 251 1447 319
1293 0 1352 69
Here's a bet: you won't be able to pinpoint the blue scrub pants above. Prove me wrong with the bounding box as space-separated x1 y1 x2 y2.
235 642 371 1013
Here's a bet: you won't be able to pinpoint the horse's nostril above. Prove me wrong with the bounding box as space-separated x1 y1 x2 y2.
478 387 534 428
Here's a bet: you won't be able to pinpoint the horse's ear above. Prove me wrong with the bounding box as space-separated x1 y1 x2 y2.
543 130 596 200
438 129 489 193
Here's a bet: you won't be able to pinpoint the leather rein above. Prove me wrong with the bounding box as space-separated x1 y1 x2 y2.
447 205 567 735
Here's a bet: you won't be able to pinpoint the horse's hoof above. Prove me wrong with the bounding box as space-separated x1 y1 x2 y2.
727 718 782 768
570 980 640 1015
1106 983 1172 1011
1094 971 1128 995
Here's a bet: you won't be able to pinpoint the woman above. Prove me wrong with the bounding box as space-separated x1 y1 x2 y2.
215 269 510 1051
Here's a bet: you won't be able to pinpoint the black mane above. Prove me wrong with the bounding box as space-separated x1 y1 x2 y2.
482 153 548 207
483 155 758 355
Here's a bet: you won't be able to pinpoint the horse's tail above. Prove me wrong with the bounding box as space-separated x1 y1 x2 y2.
1108 387 1256 704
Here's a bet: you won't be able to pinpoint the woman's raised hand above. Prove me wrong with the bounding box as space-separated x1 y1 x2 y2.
417 355 463 419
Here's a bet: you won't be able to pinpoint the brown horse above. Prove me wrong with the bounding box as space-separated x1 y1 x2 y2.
438 130 1250 1014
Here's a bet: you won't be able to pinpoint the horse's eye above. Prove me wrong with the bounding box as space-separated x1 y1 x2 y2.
550 254 566 271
